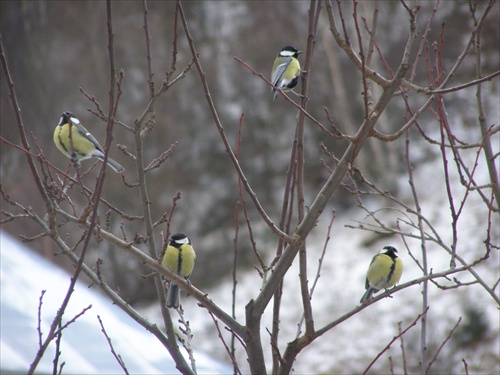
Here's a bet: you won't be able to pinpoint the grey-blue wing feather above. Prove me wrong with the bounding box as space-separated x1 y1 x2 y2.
272 57 292 87
75 123 104 152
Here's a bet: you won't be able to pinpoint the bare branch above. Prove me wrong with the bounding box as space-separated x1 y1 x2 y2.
98 315 130 374
256 28 413 320
208 311 242 375
363 308 429 374
145 142 178 171
177 1 292 245
425 317 462 374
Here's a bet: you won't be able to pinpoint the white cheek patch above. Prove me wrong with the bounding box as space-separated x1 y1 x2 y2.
280 50 296 57
175 237 190 245
70 117 81 124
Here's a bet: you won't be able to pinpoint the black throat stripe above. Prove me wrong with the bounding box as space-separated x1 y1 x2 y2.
177 248 182 274
387 259 396 281
58 131 69 154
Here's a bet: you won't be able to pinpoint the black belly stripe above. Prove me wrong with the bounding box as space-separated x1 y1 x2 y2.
177 248 182 275
387 260 395 282
58 129 80 157
58 131 69 154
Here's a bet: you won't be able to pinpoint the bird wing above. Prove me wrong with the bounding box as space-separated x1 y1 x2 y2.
271 57 292 87
365 253 381 289
74 122 104 152
179 244 196 278
367 254 394 290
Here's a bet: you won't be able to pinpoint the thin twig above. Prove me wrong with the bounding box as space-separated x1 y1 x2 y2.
177 2 292 245
425 317 462 374
405 124 429 372
296 209 336 338
398 322 408 375
176 307 197 375
297 0 322 340
235 113 265 271
208 311 242 375
36 291 46 348
363 308 429 375
231 201 240 373
97 315 130 375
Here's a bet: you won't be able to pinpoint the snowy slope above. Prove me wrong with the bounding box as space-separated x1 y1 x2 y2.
0 231 231 374
142 146 500 374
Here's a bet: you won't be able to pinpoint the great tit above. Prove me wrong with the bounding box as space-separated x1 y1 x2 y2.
271 45 302 100
53 112 124 173
162 232 196 309
360 246 403 303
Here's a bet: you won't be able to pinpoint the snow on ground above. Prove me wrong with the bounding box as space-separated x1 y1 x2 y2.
0 232 232 374
143 140 499 374
2 116 497 374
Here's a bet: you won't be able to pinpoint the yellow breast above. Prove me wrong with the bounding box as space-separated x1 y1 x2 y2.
367 254 403 290
162 244 196 278
53 123 96 159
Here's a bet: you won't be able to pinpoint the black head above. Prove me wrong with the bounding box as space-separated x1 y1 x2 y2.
169 232 191 247
278 45 302 58
59 111 77 126
382 246 398 258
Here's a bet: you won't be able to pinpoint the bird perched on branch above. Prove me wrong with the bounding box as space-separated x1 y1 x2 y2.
53 111 124 173
162 233 196 309
360 246 403 303
271 45 302 100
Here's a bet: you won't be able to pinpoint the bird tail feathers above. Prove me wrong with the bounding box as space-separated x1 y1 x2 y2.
167 283 180 309
273 89 279 101
94 153 124 173
360 288 376 303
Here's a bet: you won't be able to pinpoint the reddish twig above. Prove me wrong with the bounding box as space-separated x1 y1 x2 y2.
235 113 265 271
296 209 336 338
363 308 429 375
178 2 292 245
231 201 240 372
98 315 130 374
425 317 462 374
208 311 242 375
